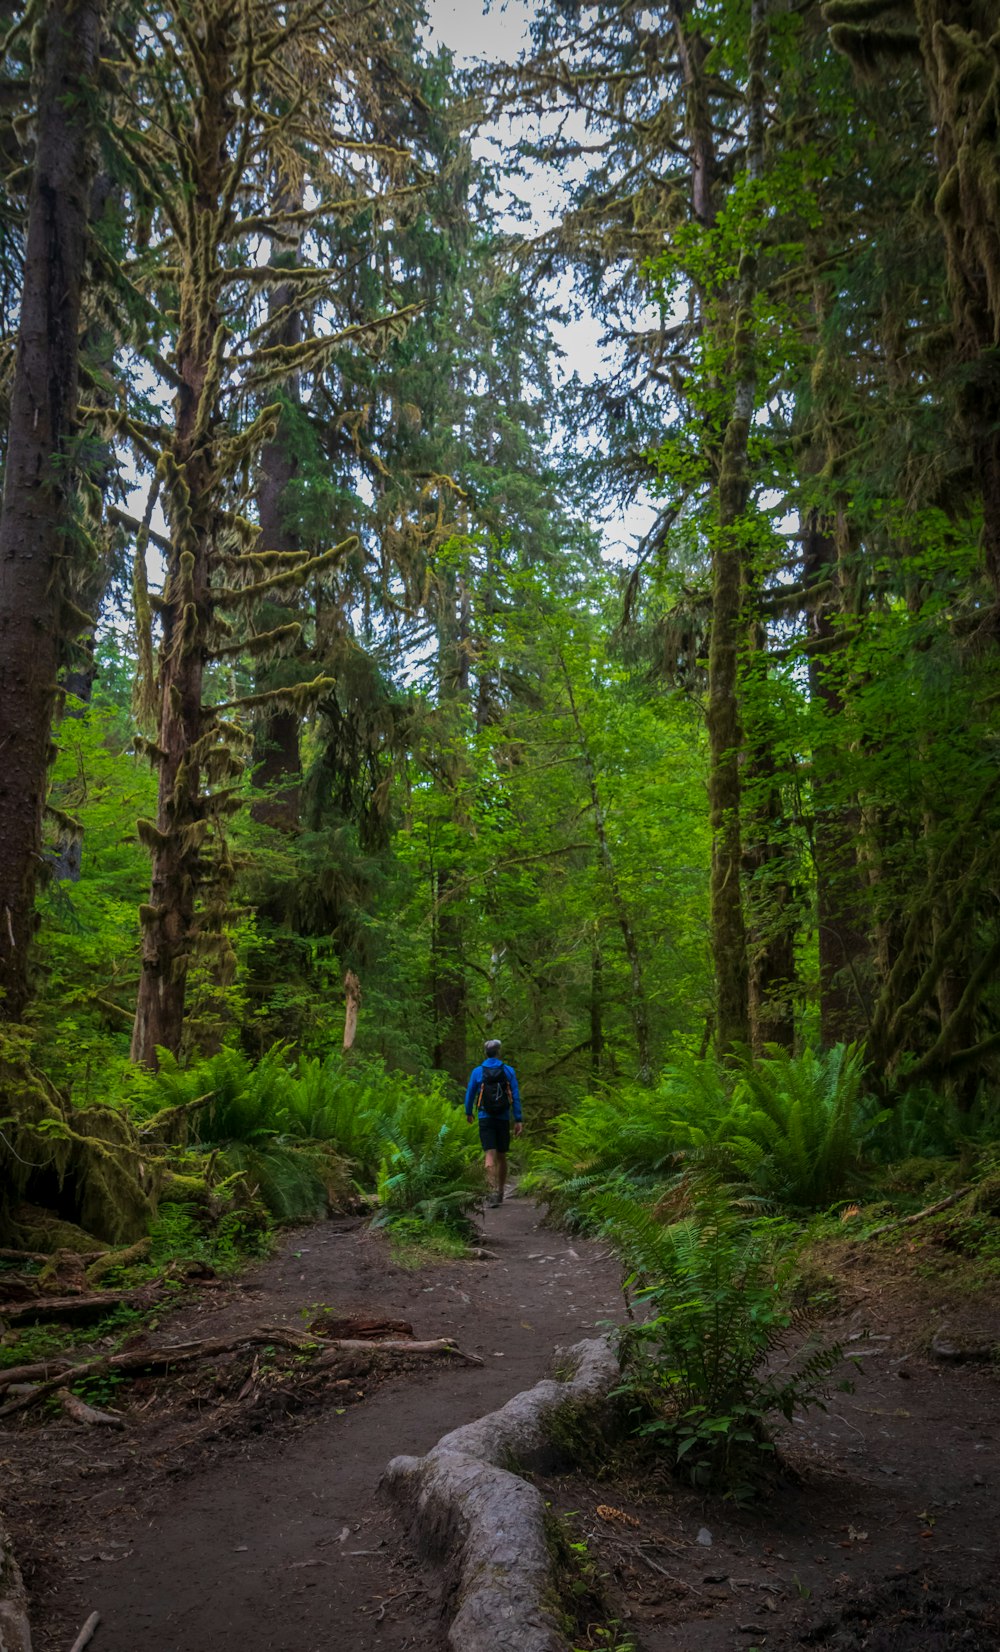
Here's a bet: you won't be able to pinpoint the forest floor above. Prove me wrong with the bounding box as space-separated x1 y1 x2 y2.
2 1205 999 1652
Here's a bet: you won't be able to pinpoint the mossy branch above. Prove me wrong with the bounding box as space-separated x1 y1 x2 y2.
214 535 357 603
209 675 336 715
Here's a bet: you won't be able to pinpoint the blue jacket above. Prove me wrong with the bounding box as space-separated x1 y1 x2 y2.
465 1058 522 1121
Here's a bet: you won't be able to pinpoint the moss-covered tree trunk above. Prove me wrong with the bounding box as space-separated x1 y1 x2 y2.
703 0 769 1054
131 26 228 1067
251 212 305 832
0 0 104 1018
431 569 470 1081
804 508 872 1046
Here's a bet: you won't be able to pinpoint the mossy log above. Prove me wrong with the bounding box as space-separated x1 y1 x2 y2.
383 1338 621 1652
0 1285 160 1328
0 1034 152 1248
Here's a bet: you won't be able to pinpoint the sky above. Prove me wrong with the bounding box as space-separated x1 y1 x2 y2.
423 0 659 559
423 0 536 64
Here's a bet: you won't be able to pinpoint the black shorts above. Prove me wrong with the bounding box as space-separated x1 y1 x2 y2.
478 1116 511 1153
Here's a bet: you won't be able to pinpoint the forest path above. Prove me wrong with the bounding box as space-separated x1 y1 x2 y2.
27 1198 624 1652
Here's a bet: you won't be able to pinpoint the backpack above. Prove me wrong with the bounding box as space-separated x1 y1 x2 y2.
478 1062 511 1118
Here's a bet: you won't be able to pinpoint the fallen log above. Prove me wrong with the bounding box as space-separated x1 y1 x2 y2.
0 1246 49 1265
58 1388 125 1429
0 1359 74 1390
306 1314 414 1340
85 1237 152 1286
0 1285 160 1327
316 1337 481 1361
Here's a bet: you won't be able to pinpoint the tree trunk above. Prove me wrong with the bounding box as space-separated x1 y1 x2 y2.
559 656 652 1083
804 510 872 1047
430 570 470 1082
131 36 228 1067
705 0 769 1055
251 212 305 831
0 0 104 1018
589 938 604 1073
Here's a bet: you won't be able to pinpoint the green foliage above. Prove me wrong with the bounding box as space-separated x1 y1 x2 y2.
605 1192 846 1499
724 1045 874 1208
530 1044 873 1223
869 1083 1000 1164
373 1126 484 1235
385 1216 472 1264
33 694 156 1094
131 1043 482 1230
149 1200 271 1274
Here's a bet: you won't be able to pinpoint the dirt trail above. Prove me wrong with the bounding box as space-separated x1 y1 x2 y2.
16 1199 624 1652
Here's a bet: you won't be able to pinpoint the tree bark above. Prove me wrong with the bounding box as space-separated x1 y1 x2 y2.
704 0 769 1055
251 210 305 831
0 0 105 1018
804 509 871 1047
131 26 228 1067
431 570 470 1082
560 656 652 1083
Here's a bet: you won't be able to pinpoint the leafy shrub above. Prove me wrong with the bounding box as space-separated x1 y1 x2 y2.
373 1126 484 1235
602 1191 847 1499
724 1043 873 1208
131 1044 482 1232
530 1043 872 1222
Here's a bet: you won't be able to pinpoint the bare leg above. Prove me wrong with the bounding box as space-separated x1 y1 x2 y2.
496 1153 508 1199
484 1147 499 1198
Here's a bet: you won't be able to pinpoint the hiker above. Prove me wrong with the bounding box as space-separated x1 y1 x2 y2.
465 1039 522 1208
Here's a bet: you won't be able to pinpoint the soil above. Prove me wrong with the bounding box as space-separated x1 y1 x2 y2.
540 1238 1000 1652
0 1198 623 1652
2 1209 999 1652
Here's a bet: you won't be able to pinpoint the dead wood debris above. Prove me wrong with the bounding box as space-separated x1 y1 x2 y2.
0 1285 161 1327
865 1187 971 1239
57 1388 125 1429
0 1326 483 1421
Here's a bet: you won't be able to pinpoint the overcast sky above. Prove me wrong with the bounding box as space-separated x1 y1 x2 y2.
422 0 658 559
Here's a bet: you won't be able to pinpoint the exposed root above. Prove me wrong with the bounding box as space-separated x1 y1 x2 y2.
383 1336 621 1652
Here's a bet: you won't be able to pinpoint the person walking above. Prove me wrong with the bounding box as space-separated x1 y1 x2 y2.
465 1039 522 1208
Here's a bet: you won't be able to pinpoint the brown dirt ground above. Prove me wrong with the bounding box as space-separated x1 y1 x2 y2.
2 1210 999 1652
0 1198 623 1652
540 1236 1000 1652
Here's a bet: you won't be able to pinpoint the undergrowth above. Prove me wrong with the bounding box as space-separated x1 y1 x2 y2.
599 1189 849 1499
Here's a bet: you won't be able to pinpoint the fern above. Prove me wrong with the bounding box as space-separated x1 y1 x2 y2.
597 1188 846 1497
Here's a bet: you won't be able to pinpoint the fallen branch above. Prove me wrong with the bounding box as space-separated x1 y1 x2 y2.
67 1609 101 1652
866 1187 970 1240
318 1337 481 1361
136 1090 218 1138
0 1327 483 1420
58 1388 125 1429
0 1246 49 1265
0 1358 83 1391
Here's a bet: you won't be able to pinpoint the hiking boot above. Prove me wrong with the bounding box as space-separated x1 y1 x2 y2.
488 1192 502 1208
